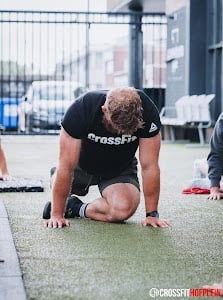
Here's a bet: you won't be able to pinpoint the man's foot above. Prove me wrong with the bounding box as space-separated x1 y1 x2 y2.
64 196 84 218
42 196 84 219
42 201 51 219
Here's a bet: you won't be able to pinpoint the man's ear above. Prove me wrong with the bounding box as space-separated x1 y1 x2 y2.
101 105 107 113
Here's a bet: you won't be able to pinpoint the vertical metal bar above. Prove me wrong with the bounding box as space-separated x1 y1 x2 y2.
54 13 58 80
31 12 34 87
151 16 155 90
61 12 65 81
77 24 80 84
39 12 42 81
69 14 72 82
24 12 27 131
24 13 26 84
129 13 143 89
47 12 50 82
16 12 19 132
54 13 57 81
85 0 90 89
8 12 11 128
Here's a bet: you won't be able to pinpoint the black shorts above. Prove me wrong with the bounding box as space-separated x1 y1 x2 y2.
70 158 140 196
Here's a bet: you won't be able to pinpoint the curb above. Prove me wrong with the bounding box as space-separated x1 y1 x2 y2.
0 199 27 300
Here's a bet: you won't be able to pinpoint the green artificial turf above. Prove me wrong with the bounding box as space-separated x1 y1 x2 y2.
2 138 223 300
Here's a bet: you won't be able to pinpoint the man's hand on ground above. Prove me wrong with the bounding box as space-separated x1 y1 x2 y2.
44 216 70 228
141 216 170 228
208 187 223 200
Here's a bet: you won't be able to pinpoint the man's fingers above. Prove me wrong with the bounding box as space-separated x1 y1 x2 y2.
53 220 59 228
44 218 70 228
141 220 147 226
141 218 170 228
44 220 52 228
208 193 222 200
64 219 71 227
157 220 170 228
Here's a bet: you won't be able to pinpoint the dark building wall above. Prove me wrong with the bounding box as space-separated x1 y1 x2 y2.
166 6 187 107
189 0 206 95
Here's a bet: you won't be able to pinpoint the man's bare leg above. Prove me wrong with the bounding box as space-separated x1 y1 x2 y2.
85 183 140 222
45 176 140 222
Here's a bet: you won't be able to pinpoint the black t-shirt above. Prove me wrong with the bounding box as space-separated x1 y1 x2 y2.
61 89 161 178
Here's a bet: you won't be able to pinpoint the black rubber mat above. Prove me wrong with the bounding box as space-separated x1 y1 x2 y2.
0 178 44 192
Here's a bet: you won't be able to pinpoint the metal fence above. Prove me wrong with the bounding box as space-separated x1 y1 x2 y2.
0 10 167 134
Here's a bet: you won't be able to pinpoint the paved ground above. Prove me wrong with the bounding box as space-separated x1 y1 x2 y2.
0 136 222 300
0 198 26 300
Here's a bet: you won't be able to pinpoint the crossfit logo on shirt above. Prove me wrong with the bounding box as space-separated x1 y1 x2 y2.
87 133 137 145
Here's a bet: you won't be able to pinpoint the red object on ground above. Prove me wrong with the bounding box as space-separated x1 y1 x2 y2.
0 258 5 263
182 187 210 195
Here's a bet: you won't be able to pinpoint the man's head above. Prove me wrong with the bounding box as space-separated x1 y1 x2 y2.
102 87 144 135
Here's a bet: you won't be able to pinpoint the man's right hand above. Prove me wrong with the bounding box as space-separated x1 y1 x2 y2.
44 216 70 228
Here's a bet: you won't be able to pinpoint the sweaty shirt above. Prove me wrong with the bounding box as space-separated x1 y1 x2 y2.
61 89 161 179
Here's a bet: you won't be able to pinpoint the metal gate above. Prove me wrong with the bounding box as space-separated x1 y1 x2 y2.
0 10 166 133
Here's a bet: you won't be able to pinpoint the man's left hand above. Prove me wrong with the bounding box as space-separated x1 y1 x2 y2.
141 216 170 228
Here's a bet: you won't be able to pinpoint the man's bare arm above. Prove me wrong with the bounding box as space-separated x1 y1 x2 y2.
139 134 170 227
45 128 81 228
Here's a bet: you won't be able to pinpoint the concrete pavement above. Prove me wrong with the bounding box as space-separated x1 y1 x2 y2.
0 199 26 300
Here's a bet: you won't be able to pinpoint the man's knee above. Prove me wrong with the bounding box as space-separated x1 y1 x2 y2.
106 197 139 222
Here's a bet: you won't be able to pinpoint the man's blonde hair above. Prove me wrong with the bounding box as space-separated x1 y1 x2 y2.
106 87 144 135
